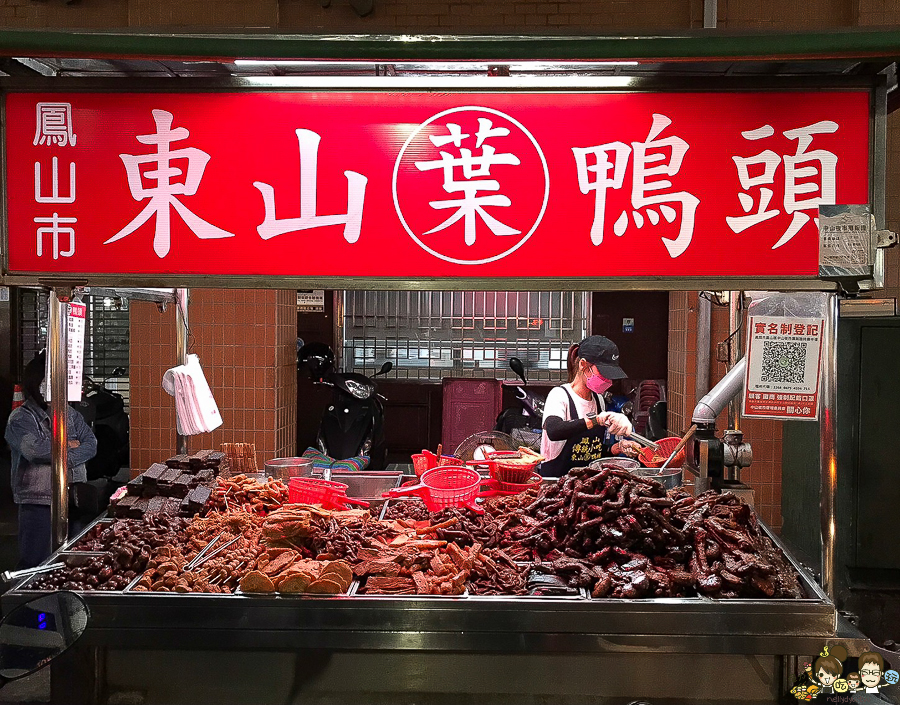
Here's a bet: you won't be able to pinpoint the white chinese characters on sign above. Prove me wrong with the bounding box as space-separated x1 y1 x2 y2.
726 121 838 248
33 104 78 259
35 213 76 260
573 114 699 258
106 109 235 258
414 117 521 246
393 106 549 266
34 157 75 204
253 129 368 243
33 103 77 147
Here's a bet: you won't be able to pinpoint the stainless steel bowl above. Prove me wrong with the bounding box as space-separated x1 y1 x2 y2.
629 466 683 490
589 457 640 472
264 457 315 482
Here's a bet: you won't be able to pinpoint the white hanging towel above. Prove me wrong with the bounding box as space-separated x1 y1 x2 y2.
162 354 223 435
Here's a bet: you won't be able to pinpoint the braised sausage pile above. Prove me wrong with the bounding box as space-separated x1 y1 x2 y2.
497 463 804 599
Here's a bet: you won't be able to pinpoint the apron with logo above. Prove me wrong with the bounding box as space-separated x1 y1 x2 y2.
540 388 608 477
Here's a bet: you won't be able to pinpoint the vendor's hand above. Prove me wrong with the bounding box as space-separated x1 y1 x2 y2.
68 440 80 449
596 411 633 437
618 439 641 459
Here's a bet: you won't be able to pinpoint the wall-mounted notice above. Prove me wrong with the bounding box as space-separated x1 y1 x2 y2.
742 315 824 421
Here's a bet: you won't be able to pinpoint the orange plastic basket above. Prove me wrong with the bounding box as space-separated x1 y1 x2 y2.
639 437 685 469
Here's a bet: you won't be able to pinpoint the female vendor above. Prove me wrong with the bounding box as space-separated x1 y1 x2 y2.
540 335 640 477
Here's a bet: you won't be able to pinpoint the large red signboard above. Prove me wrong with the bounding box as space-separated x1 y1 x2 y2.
5 91 870 278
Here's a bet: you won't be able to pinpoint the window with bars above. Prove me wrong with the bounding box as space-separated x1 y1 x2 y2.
342 291 589 381
18 290 131 410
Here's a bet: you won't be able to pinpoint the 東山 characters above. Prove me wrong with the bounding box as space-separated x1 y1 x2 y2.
858 651 885 693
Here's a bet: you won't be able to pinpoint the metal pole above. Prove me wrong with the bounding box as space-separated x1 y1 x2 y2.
695 293 712 403
726 291 742 482
48 290 69 551
175 288 189 456
819 292 838 601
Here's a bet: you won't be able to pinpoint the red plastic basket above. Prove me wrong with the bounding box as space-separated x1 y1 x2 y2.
472 450 543 484
411 452 459 477
383 465 483 514
288 477 369 509
639 437 685 469
478 472 542 498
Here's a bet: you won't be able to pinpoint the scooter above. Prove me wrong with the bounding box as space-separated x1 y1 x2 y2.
73 367 130 481
0 590 88 688
494 357 546 452
298 342 392 472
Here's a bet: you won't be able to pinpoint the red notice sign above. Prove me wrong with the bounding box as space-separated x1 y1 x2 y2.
5 91 870 278
742 315 825 420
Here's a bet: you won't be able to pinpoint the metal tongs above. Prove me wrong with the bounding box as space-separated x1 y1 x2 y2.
184 532 224 572
185 533 242 572
191 535 241 570
626 431 660 452
1 562 66 584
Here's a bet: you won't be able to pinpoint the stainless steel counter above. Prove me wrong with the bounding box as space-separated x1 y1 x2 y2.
2 513 878 705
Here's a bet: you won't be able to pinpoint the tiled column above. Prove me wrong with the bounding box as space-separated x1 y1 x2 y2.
129 289 297 472
667 291 784 530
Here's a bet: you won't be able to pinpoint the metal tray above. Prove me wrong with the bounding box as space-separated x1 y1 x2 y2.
61 516 114 551
350 579 469 598
467 586 588 600
10 552 140 594
123 567 241 596
235 580 357 598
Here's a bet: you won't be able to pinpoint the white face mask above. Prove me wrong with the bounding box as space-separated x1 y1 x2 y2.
39 380 47 399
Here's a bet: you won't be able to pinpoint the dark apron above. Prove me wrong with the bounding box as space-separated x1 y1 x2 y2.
540 388 608 478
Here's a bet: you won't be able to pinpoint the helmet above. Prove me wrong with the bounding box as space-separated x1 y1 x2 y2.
298 342 335 380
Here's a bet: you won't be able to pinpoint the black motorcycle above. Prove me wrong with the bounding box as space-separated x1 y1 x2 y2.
298 343 392 472
494 357 546 451
73 367 129 482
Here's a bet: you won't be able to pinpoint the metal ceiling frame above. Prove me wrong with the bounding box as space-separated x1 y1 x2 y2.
0 28 899 63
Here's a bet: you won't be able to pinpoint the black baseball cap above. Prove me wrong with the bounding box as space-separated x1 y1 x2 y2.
577 335 627 380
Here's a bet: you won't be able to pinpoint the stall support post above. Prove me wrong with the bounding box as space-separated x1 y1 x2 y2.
48 289 69 551
175 288 189 456
819 292 839 600
695 293 712 403
726 290 743 482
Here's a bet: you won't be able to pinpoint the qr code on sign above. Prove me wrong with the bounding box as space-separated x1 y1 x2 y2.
760 340 808 384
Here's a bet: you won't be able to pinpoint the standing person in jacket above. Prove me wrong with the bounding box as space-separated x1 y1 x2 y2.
5 352 97 568
540 335 640 477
